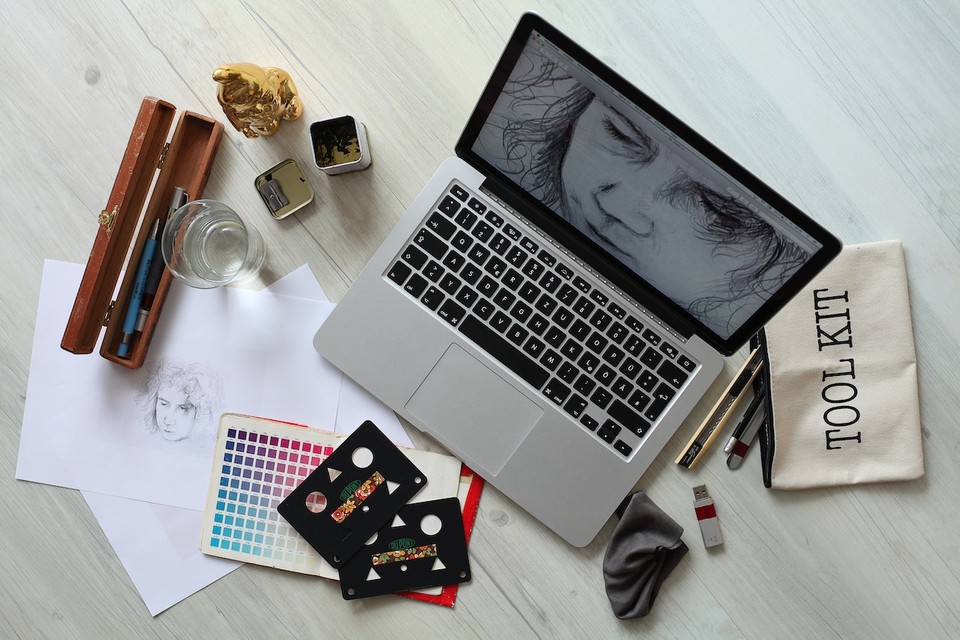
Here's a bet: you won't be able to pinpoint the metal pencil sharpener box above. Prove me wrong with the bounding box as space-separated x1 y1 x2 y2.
310 115 372 175
255 159 314 219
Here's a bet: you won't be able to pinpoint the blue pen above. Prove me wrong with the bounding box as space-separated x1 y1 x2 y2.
117 219 160 358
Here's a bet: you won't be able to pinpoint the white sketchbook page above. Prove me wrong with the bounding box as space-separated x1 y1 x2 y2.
16 260 342 510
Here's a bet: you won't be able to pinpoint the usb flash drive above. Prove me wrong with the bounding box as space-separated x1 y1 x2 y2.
692 485 723 548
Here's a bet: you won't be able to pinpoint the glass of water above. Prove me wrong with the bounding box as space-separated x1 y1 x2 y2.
161 200 266 288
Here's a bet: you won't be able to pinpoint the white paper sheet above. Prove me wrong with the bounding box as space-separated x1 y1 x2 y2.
17 261 343 511
40 264 413 615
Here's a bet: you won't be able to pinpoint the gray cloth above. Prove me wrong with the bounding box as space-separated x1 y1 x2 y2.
603 491 688 619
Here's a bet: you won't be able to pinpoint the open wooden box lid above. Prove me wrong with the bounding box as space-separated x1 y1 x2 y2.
61 96 223 362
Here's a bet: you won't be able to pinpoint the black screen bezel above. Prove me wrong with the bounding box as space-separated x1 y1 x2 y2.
454 12 841 355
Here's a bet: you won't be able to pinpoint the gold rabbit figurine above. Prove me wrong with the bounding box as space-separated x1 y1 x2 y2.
212 63 303 138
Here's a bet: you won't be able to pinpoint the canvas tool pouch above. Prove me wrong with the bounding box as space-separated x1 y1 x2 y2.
757 241 923 489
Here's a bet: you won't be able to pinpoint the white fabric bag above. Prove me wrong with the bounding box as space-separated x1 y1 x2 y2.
758 241 924 489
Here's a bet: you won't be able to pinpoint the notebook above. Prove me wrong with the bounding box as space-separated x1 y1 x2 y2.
314 13 841 546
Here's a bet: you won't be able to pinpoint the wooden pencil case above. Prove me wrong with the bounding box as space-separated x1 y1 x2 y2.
61 96 224 369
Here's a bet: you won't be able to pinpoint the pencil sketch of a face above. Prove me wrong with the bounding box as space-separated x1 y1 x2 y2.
136 358 223 442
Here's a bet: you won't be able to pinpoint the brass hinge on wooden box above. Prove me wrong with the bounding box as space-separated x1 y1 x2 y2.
98 205 119 234
102 299 116 327
157 142 171 170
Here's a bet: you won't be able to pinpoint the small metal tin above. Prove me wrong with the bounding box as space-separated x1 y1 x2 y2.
254 158 314 219
310 115 372 175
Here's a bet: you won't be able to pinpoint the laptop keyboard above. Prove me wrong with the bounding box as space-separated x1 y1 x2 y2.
384 182 699 459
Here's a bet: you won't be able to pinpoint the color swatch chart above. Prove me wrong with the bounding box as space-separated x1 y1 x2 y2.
201 413 345 578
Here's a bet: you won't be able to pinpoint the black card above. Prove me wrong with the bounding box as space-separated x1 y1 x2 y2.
277 421 426 568
338 497 471 600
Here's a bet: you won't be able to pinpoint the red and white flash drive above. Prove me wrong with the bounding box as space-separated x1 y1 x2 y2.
692 484 723 548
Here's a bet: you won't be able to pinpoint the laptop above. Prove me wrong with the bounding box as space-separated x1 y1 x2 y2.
314 13 841 546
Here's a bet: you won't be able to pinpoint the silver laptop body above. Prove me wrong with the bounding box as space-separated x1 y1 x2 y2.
314 14 840 546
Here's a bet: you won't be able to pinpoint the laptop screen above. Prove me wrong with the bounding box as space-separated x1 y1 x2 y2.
459 14 840 353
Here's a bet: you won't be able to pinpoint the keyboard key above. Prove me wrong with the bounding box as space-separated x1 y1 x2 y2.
608 400 650 437
614 440 633 456
518 281 541 303
573 297 596 318
597 419 621 442
477 275 498 297
544 326 565 348
578 353 600 373
660 341 679 359
455 287 478 309
438 195 460 215
460 263 482 285
520 237 539 253
611 376 634 399
602 344 625 367
627 389 650 412
423 260 444 282
490 233 511 255
401 245 428 269
557 283 578 305
678 355 697 372
540 272 561 293
640 347 663 369
502 269 524 290
438 273 461 295
510 301 532 323
596 365 616 386
535 294 558 315
580 414 599 431
472 220 494 242
538 250 556 267
450 184 468 201
467 197 486 214
586 332 608 354
427 211 456 239
485 256 507 278
574 374 596 395
560 338 583 360
555 262 574 280
522 259 545 280
563 394 587 418
459 316 549 390
522 336 545 358
442 250 466 273
421 286 444 310
589 290 609 306
503 224 521 241
591 388 613 410
625 316 643 333
590 309 612 331
637 370 658 392
552 307 574 329
557 361 579 383
570 319 591 341
540 350 561 371
413 228 447 260
490 311 511 333
437 299 465 326
543 378 571 405
642 329 662 346
572 276 591 293
527 313 549 336
387 261 411 286
474 298 495 320
644 383 676 422
506 324 528 346
606 321 628 344
608 302 626 319
454 209 478 230
404 273 428 297
624 335 645 356
467 244 490 265
493 289 516 310
451 230 473 252
505 246 528 268
658 360 689 389
619 357 641 379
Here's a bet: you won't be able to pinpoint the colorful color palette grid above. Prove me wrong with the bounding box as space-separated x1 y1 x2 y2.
201 413 345 579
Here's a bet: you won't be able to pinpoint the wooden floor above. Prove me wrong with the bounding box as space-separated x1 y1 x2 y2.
3 1 960 638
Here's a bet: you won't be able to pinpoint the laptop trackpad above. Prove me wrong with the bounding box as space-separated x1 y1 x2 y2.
405 343 543 476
